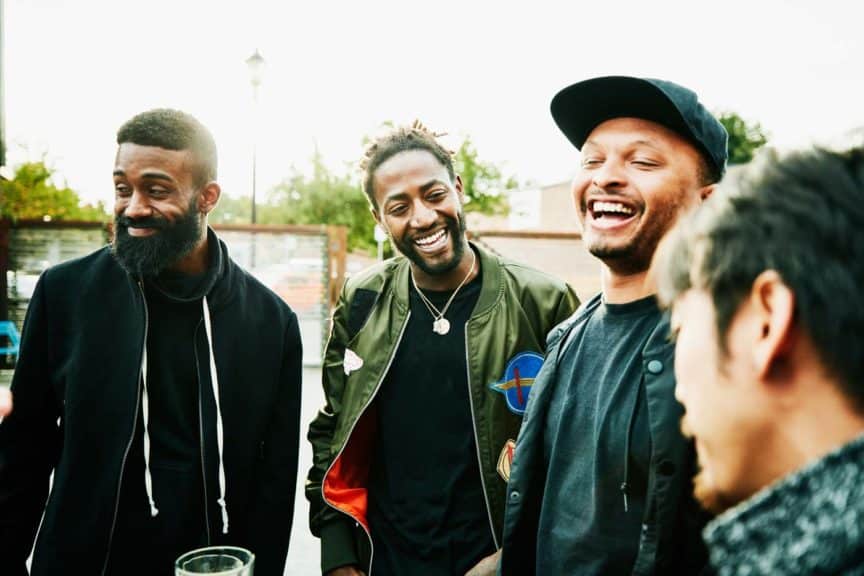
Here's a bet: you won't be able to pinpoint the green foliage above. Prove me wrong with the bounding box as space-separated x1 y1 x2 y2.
209 193 252 224
453 136 514 215
212 131 518 255
0 161 108 221
264 151 378 254
718 112 769 165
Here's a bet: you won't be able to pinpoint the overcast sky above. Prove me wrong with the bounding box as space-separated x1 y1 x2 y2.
4 0 863 206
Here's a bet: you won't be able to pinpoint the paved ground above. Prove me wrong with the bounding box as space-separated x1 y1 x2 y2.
284 365 325 575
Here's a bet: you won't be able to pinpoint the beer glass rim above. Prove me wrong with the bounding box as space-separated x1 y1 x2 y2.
175 545 255 574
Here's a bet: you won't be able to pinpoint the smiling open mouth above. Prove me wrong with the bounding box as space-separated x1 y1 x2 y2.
590 200 636 220
414 228 448 252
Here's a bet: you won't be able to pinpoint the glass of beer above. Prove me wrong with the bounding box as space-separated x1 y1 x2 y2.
175 546 255 575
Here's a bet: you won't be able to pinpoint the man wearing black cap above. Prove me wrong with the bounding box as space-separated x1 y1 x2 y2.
499 77 728 575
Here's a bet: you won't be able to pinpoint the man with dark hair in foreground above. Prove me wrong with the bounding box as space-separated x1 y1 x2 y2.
0 108 303 575
655 145 864 575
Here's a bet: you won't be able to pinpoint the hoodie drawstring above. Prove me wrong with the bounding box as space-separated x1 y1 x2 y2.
202 296 230 534
139 295 229 534
140 346 159 518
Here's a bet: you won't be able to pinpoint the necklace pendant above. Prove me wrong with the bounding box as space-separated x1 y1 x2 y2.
433 317 451 335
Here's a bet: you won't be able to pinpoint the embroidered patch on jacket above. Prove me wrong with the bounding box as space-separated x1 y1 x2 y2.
489 351 543 415
343 348 364 375
497 439 516 482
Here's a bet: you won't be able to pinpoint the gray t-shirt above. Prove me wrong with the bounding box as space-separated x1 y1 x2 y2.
538 295 660 575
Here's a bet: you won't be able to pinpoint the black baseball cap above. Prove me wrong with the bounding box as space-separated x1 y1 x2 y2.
551 76 728 179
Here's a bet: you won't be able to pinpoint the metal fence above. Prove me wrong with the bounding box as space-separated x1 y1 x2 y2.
0 220 346 368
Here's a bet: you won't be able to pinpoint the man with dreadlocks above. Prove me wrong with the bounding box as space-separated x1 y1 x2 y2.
306 122 579 576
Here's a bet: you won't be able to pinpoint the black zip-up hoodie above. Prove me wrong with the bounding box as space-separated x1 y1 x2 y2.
0 229 303 576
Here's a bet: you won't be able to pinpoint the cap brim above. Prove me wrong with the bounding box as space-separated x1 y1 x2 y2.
551 76 692 150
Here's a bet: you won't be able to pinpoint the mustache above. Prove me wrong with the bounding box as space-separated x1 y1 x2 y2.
116 215 168 230
409 217 459 239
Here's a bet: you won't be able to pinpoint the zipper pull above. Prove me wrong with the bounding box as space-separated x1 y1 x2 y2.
620 481 630 513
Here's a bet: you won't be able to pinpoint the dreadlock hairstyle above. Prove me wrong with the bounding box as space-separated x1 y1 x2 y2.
360 120 455 210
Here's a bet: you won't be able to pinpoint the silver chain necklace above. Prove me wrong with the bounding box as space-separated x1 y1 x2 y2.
410 249 477 335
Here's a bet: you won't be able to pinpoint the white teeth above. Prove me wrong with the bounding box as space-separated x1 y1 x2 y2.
415 229 446 246
592 201 634 215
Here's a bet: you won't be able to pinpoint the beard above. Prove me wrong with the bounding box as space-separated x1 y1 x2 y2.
580 190 690 276
392 210 467 276
586 239 654 276
582 217 667 277
691 468 738 515
112 200 203 277
681 415 739 515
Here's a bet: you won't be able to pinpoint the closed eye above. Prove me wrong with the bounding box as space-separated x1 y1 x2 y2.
632 159 659 167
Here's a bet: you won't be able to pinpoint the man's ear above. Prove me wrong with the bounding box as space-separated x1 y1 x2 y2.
699 183 717 202
199 182 221 215
750 270 796 381
454 174 465 203
371 207 383 229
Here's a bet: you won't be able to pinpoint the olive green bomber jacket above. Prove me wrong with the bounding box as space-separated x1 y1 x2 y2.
306 243 579 574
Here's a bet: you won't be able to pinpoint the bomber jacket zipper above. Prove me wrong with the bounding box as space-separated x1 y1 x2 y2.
101 281 149 576
320 311 411 576
193 320 212 544
464 320 499 549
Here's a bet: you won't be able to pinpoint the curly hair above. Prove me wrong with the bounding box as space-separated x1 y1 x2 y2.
360 120 455 210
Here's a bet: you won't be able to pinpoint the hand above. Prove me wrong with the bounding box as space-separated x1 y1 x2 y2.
0 388 12 421
326 566 366 576
465 549 501 576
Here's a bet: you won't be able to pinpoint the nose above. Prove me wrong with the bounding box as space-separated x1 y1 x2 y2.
123 190 152 219
409 199 437 229
590 160 627 190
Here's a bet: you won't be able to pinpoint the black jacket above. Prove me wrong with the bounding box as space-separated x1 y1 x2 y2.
500 295 709 575
0 233 302 576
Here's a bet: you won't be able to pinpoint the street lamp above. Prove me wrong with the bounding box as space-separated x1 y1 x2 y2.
245 49 265 224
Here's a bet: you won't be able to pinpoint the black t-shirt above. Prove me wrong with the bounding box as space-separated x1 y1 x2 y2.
367 268 495 575
538 295 659 575
106 272 209 575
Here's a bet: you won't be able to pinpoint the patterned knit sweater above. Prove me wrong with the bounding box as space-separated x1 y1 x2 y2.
704 433 864 575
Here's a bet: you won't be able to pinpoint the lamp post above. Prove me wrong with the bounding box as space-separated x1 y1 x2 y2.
245 49 265 224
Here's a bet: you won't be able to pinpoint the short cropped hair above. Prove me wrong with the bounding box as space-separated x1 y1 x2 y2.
360 121 454 210
657 145 864 407
116 108 218 187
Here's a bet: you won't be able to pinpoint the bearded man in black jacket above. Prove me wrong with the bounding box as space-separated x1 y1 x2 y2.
0 109 303 576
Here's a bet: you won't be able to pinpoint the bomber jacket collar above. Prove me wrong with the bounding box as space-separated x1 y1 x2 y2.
704 433 864 575
390 241 502 316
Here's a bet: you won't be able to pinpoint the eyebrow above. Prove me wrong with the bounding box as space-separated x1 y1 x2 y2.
112 170 176 183
419 178 448 193
583 138 662 151
382 178 449 204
